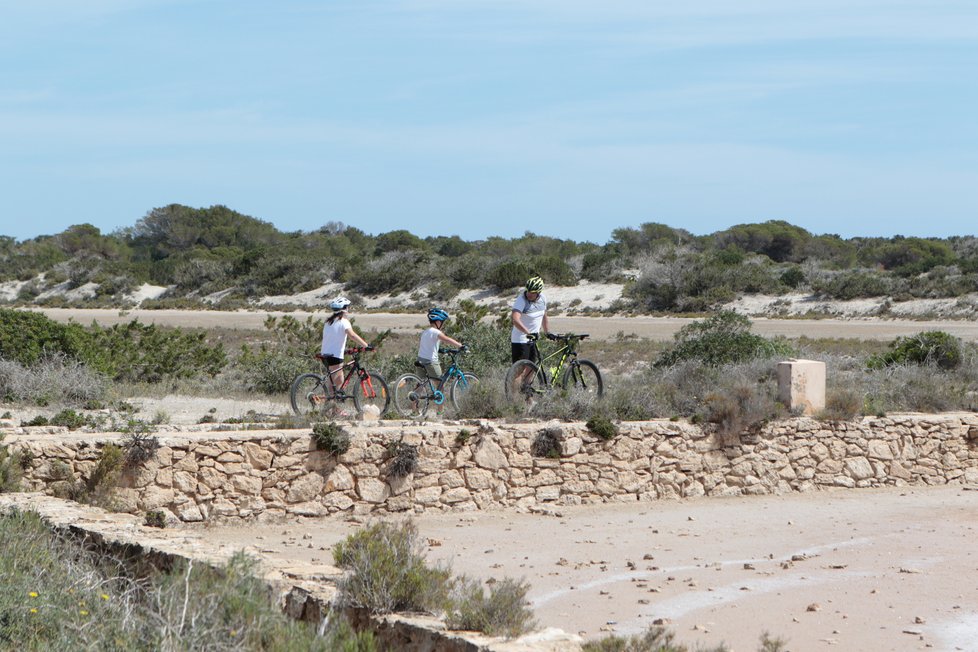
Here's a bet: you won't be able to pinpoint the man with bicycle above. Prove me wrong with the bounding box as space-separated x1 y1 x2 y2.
510 276 555 363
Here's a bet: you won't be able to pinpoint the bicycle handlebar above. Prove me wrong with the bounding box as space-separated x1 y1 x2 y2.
547 333 589 341
438 346 469 355
314 346 375 360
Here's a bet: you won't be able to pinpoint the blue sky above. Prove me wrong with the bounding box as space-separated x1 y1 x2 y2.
1 0 976 243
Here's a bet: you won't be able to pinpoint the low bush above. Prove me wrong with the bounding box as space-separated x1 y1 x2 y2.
0 354 107 407
531 427 563 459
144 510 167 528
702 381 781 436
49 409 94 430
583 627 786 652
819 386 864 421
312 422 351 455
332 521 451 614
122 433 160 468
445 576 537 638
868 331 963 370
386 441 419 478
586 415 618 441
654 311 793 368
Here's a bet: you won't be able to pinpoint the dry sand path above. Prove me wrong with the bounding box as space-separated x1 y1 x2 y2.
29 307 978 342
198 485 978 651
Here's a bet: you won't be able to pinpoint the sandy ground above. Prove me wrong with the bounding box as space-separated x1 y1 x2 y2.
192 486 978 651
26 307 978 342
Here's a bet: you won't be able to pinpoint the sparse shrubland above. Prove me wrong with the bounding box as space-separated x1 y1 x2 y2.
0 511 363 650
332 520 535 638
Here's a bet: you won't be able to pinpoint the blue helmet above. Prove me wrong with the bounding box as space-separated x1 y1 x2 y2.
427 308 449 323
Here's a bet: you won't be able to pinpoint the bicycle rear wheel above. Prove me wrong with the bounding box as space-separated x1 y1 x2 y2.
562 359 603 398
393 373 430 418
504 360 547 401
353 372 390 417
290 373 330 415
449 372 480 412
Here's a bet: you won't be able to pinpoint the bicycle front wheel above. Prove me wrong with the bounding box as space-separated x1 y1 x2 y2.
393 373 430 418
353 372 390 417
290 373 330 416
449 372 480 412
562 359 603 398
504 360 546 401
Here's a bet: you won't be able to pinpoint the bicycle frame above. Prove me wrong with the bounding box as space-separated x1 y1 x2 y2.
318 349 380 399
527 336 583 385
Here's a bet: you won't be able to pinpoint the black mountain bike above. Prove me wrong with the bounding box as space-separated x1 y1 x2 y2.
503 333 603 401
289 347 390 416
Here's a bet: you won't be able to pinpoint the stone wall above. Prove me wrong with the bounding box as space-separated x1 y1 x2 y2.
6 414 978 522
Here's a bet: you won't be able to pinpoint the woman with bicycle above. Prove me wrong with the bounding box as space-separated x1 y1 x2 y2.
419 308 465 388
510 275 554 363
321 296 370 393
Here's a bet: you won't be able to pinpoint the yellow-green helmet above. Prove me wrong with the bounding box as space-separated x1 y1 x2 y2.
525 276 544 292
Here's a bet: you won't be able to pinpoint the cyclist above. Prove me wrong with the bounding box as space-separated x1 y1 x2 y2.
418 308 465 388
510 275 553 364
321 296 370 394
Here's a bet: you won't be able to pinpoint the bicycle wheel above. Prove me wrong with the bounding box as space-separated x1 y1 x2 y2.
504 360 547 400
562 359 603 398
353 372 390 417
290 373 330 415
449 372 480 412
393 373 430 418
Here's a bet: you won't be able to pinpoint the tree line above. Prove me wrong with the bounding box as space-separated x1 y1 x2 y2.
2 204 977 312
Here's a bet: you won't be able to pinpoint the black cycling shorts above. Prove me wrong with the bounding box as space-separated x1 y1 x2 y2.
511 342 538 363
322 355 343 366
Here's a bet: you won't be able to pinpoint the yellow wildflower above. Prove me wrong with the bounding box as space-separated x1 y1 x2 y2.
29 608 38 614
29 592 39 598
79 610 89 616
101 594 110 601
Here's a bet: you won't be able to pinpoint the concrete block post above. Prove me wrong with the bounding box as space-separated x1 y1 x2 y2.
777 359 826 416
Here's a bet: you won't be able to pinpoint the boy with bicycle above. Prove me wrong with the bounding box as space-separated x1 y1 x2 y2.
418 308 465 388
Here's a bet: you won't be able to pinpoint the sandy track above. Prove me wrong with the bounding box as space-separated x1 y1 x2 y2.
29 307 978 342
199 486 978 651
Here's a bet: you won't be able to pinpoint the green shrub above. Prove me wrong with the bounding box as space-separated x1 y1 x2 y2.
49 409 92 430
86 444 123 494
21 415 49 427
654 311 792 368
445 576 537 638
386 441 418 478
332 521 451 614
0 308 89 366
586 415 618 441
144 510 167 528
868 331 963 370
702 382 780 436
531 427 563 459
312 422 351 455
455 429 472 445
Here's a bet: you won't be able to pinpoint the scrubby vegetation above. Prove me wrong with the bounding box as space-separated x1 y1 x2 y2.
583 626 786 652
0 511 368 650
332 520 535 638
4 207 978 313
312 422 351 455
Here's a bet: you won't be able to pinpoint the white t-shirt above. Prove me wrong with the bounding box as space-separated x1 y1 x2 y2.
510 292 547 344
418 326 441 362
321 317 351 358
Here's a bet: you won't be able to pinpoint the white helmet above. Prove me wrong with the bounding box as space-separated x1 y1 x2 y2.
329 296 352 311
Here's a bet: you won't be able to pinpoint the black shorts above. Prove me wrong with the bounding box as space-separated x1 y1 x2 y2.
511 342 538 364
322 355 343 366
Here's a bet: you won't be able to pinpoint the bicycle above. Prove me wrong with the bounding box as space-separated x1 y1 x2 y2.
289 347 391 417
392 347 479 418
503 333 603 401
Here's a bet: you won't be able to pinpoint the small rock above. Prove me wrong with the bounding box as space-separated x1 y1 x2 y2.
902 629 923 636
914 616 926 624
807 603 821 612
899 567 922 574
743 563 756 570
652 618 671 625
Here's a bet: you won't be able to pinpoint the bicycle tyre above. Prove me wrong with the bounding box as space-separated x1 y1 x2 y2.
449 372 480 412
392 373 430 418
562 359 603 398
504 360 547 400
290 373 330 416
353 372 390 416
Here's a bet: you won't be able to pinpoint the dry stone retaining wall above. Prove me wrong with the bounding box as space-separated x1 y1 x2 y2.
6 414 978 522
